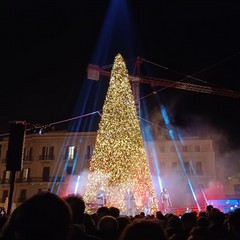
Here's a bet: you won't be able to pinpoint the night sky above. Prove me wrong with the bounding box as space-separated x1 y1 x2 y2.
1 0 240 153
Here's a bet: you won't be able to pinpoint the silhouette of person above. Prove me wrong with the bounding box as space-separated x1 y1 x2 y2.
119 218 168 240
1 192 72 240
64 194 101 240
96 186 107 208
144 191 152 216
124 188 136 216
161 188 172 214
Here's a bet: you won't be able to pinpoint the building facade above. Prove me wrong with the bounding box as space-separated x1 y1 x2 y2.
0 131 238 213
0 131 96 209
145 137 217 211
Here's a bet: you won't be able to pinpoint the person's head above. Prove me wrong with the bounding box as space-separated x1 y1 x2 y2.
187 226 213 240
83 213 96 234
163 188 167 193
97 206 110 215
0 205 21 240
197 216 210 228
97 215 119 234
119 219 167 240
206 205 213 215
181 212 197 231
13 192 72 240
116 216 131 234
156 211 166 221
228 210 240 234
208 207 225 225
64 193 85 224
95 206 110 224
109 206 120 218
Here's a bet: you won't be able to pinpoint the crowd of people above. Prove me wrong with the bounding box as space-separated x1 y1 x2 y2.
0 191 239 240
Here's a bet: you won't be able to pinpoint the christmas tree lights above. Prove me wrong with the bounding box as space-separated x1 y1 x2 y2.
83 54 158 214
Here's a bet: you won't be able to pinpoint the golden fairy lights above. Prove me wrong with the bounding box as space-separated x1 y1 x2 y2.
83 54 158 214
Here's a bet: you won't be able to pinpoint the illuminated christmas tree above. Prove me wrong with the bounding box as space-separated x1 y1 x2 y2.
83 54 158 214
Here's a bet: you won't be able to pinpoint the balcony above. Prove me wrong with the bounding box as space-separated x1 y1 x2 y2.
1 179 10 184
23 156 32 162
39 155 54 161
20 176 63 183
0 176 63 184
62 156 75 162
15 178 31 183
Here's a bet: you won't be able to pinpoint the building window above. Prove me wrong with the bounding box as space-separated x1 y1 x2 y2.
184 162 190 175
40 146 54 160
17 189 27 203
1 150 8 163
234 184 240 194
159 146 165 153
42 167 50 182
65 146 76 160
170 146 176 152
1 190 8 203
196 162 203 175
171 162 178 173
3 171 11 183
86 145 94 159
5 150 8 161
194 145 200 152
182 146 188 152
23 147 32 161
160 162 166 176
20 168 30 182
66 166 73 175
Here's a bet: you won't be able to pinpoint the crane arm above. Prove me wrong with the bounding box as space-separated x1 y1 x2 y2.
138 76 240 98
87 64 240 99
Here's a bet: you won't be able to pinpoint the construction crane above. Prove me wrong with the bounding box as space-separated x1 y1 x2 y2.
87 56 240 113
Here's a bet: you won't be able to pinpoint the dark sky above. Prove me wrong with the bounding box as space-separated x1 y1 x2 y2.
1 0 240 151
